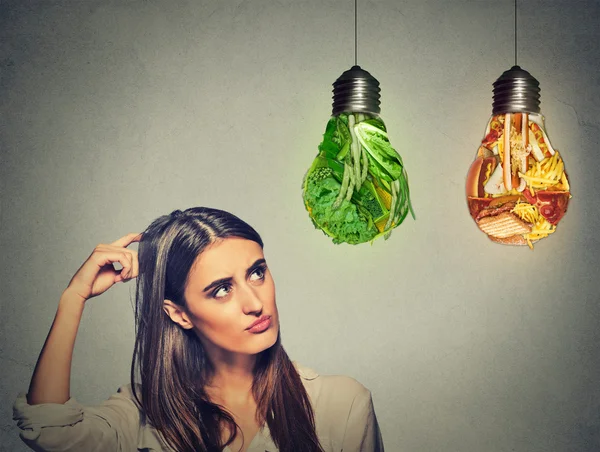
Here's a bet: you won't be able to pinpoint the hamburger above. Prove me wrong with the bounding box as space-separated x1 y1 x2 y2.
474 196 532 246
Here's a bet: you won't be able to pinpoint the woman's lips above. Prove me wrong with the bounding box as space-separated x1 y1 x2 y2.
246 315 272 334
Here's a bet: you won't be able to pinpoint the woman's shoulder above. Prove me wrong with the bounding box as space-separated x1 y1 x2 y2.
113 383 139 400
109 384 172 450
294 363 380 449
294 362 371 401
13 383 170 452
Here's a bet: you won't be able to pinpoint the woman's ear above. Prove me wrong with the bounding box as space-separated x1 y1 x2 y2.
163 300 194 329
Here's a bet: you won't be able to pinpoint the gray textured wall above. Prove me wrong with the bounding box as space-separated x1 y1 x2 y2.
2 1 600 451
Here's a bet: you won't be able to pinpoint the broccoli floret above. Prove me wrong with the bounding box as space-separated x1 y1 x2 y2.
357 191 384 220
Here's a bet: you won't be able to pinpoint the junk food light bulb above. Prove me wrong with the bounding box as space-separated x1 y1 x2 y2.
465 65 571 249
302 66 414 245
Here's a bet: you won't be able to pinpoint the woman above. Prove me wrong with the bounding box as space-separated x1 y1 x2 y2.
14 207 383 452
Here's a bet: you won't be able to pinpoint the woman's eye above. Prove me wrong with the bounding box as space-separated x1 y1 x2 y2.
249 267 266 282
213 285 232 299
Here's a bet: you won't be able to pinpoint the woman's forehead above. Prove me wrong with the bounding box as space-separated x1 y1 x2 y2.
191 237 264 278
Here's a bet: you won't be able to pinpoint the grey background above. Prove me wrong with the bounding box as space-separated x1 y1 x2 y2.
1 0 600 451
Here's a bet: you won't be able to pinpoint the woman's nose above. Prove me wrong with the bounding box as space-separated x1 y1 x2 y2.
241 285 263 315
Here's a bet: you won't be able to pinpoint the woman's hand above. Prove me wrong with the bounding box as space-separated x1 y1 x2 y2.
26 232 142 405
65 232 142 302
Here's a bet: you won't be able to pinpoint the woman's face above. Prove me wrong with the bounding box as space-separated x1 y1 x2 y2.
178 237 279 359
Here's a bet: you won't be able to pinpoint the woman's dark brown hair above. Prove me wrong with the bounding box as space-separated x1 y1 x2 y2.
130 207 324 452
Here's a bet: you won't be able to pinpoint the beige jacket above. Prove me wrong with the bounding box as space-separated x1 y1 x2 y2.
13 364 384 451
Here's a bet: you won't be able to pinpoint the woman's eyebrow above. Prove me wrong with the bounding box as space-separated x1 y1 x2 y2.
202 259 266 292
246 259 266 278
202 277 233 293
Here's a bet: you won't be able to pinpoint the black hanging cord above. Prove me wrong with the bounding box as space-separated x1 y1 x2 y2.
354 0 358 66
514 0 518 66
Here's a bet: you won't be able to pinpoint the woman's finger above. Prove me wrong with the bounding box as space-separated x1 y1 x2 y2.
67 237 141 300
118 251 134 281
105 251 133 283
130 249 139 280
91 250 132 283
122 250 139 281
110 232 142 248
89 248 132 269
92 246 138 280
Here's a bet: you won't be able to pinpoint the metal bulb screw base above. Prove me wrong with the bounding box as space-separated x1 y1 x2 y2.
492 65 541 115
332 65 381 116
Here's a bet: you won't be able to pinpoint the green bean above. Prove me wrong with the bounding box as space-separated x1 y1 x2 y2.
348 115 362 191
345 178 355 202
391 180 402 226
332 157 351 210
347 159 356 191
361 145 369 184
384 183 399 240
336 116 351 145
384 180 398 233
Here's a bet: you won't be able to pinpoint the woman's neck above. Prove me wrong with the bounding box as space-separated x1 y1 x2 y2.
205 353 257 405
205 358 262 451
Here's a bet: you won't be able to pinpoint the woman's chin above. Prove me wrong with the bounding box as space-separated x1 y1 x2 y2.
248 325 279 354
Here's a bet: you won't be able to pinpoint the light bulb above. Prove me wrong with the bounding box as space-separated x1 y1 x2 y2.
302 66 414 245
466 66 571 249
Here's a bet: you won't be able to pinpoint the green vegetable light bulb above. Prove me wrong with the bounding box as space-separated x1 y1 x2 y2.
302 66 414 245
